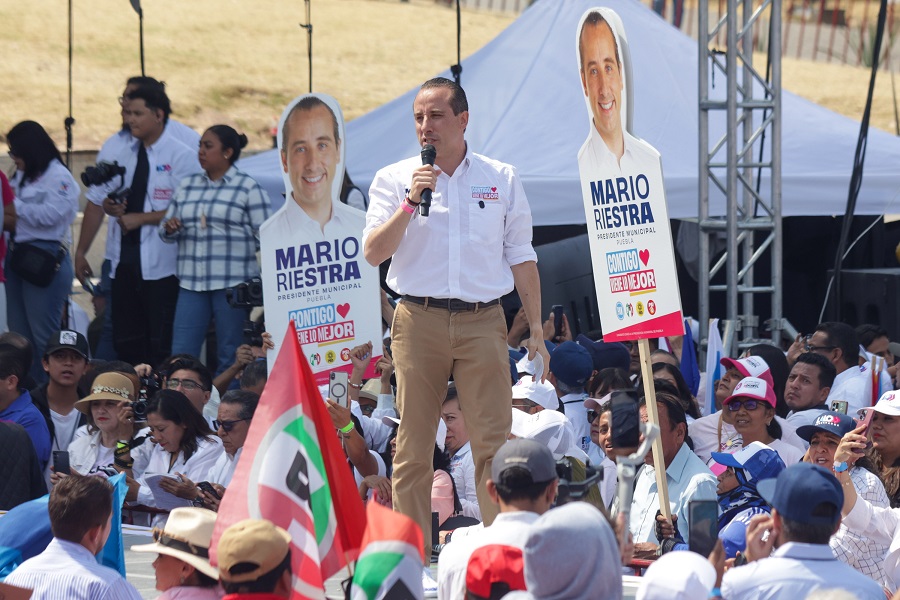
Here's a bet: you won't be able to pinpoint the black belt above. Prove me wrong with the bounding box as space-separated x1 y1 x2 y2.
402 295 500 312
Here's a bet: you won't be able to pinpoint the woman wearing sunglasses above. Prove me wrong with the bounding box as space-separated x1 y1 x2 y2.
721 377 804 466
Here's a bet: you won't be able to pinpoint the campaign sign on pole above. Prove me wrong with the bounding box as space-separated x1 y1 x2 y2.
575 8 684 342
260 93 382 384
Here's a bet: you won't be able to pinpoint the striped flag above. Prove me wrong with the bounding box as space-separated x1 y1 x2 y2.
351 502 424 600
703 318 724 416
211 325 367 599
680 318 701 397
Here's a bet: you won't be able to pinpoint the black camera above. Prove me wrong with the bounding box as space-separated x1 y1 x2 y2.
132 397 149 421
81 161 130 203
243 320 265 347
81 161 126 187
226 276 264 308
555 458 603 506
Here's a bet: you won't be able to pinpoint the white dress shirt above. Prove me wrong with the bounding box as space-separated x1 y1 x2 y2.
207 446 242 487
721 541 885 600
577 122 657 182
829 365 870 415
449 441 480 520
629 443 718 544
437 510 539 600
560 392 590 453
364 148 537 302
10 159 79 244
85 127 200 280
5 538 142 600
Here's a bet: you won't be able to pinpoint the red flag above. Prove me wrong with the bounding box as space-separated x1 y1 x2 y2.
211 325 367 599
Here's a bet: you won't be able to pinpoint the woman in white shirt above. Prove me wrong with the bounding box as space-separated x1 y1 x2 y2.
5 121 79 383
63 372 137 478
131 390 223 513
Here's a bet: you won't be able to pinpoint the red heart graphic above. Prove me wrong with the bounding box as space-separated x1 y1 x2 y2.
337 303 350 318
639 249 650 266
491 187 497 193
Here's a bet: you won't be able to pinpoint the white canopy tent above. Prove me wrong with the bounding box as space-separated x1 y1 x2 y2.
240 0 900 223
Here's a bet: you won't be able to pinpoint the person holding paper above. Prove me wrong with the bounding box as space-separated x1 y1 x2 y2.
363 77 549 559
130 389 222 522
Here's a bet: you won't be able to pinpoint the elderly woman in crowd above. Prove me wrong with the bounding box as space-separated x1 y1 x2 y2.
161 124 270 373
57 373 138 479
132 506 223 599
5 121 79 383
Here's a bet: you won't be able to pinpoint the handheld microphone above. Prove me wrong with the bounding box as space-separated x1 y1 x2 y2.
419 144 436 217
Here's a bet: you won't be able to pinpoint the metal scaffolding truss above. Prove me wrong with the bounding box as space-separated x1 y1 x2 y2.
698 0 783 353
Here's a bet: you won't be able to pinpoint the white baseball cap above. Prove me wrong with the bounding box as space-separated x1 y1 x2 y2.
511 375 558 411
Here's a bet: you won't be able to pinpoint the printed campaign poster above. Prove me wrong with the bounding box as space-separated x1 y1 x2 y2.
575 8 684 342
259 94 382 383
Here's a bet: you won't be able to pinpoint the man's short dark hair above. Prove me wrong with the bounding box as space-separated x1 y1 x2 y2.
167 357 212 392
815 322 859 367
49 476 113 543
126 75 164 89
240 360 268 391
222 550 291 595
793 352 837 389
281 96 340 149
126 82 172 123
221 389 260 421
0 332 32 379
419 77 468 115
0 342 27 381
578 11 621 73
492 466 556 503
639 392 687 431
856 323 889 349
779 505 838 545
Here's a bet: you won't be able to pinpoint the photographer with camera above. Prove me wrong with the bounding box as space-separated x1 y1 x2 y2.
75 80 200 369
76 77 200 362
161 125 270 374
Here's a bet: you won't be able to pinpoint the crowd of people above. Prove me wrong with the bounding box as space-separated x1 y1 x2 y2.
3 67 900 600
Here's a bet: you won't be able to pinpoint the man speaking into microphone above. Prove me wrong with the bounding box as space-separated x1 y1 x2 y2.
363 77 548 559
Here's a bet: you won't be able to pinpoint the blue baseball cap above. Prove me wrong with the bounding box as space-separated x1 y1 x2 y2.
549 341 593 387
575 334 630 373
796 410 856 443
756 463 842 525
711 441 786 483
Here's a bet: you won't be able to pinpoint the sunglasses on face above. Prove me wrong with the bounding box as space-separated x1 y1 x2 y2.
587 410 600 423
214 418 248 432
727 399 762 411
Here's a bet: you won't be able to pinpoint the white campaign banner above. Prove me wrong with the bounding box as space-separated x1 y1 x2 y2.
575 7 684 342
260 93 382 383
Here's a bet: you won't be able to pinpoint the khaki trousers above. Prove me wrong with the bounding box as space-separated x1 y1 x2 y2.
390 299 511 560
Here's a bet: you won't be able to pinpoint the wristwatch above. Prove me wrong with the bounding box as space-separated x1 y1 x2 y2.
833 461 849 473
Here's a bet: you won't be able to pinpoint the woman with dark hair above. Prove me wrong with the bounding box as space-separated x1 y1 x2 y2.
161 125 270 373
132 390 222 522
5 121 79 383
651 362 701 420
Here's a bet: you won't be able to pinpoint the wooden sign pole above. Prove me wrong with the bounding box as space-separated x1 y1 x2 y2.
637 338 671 519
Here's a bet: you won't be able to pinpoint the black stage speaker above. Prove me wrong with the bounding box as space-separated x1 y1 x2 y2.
827 268 900 336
